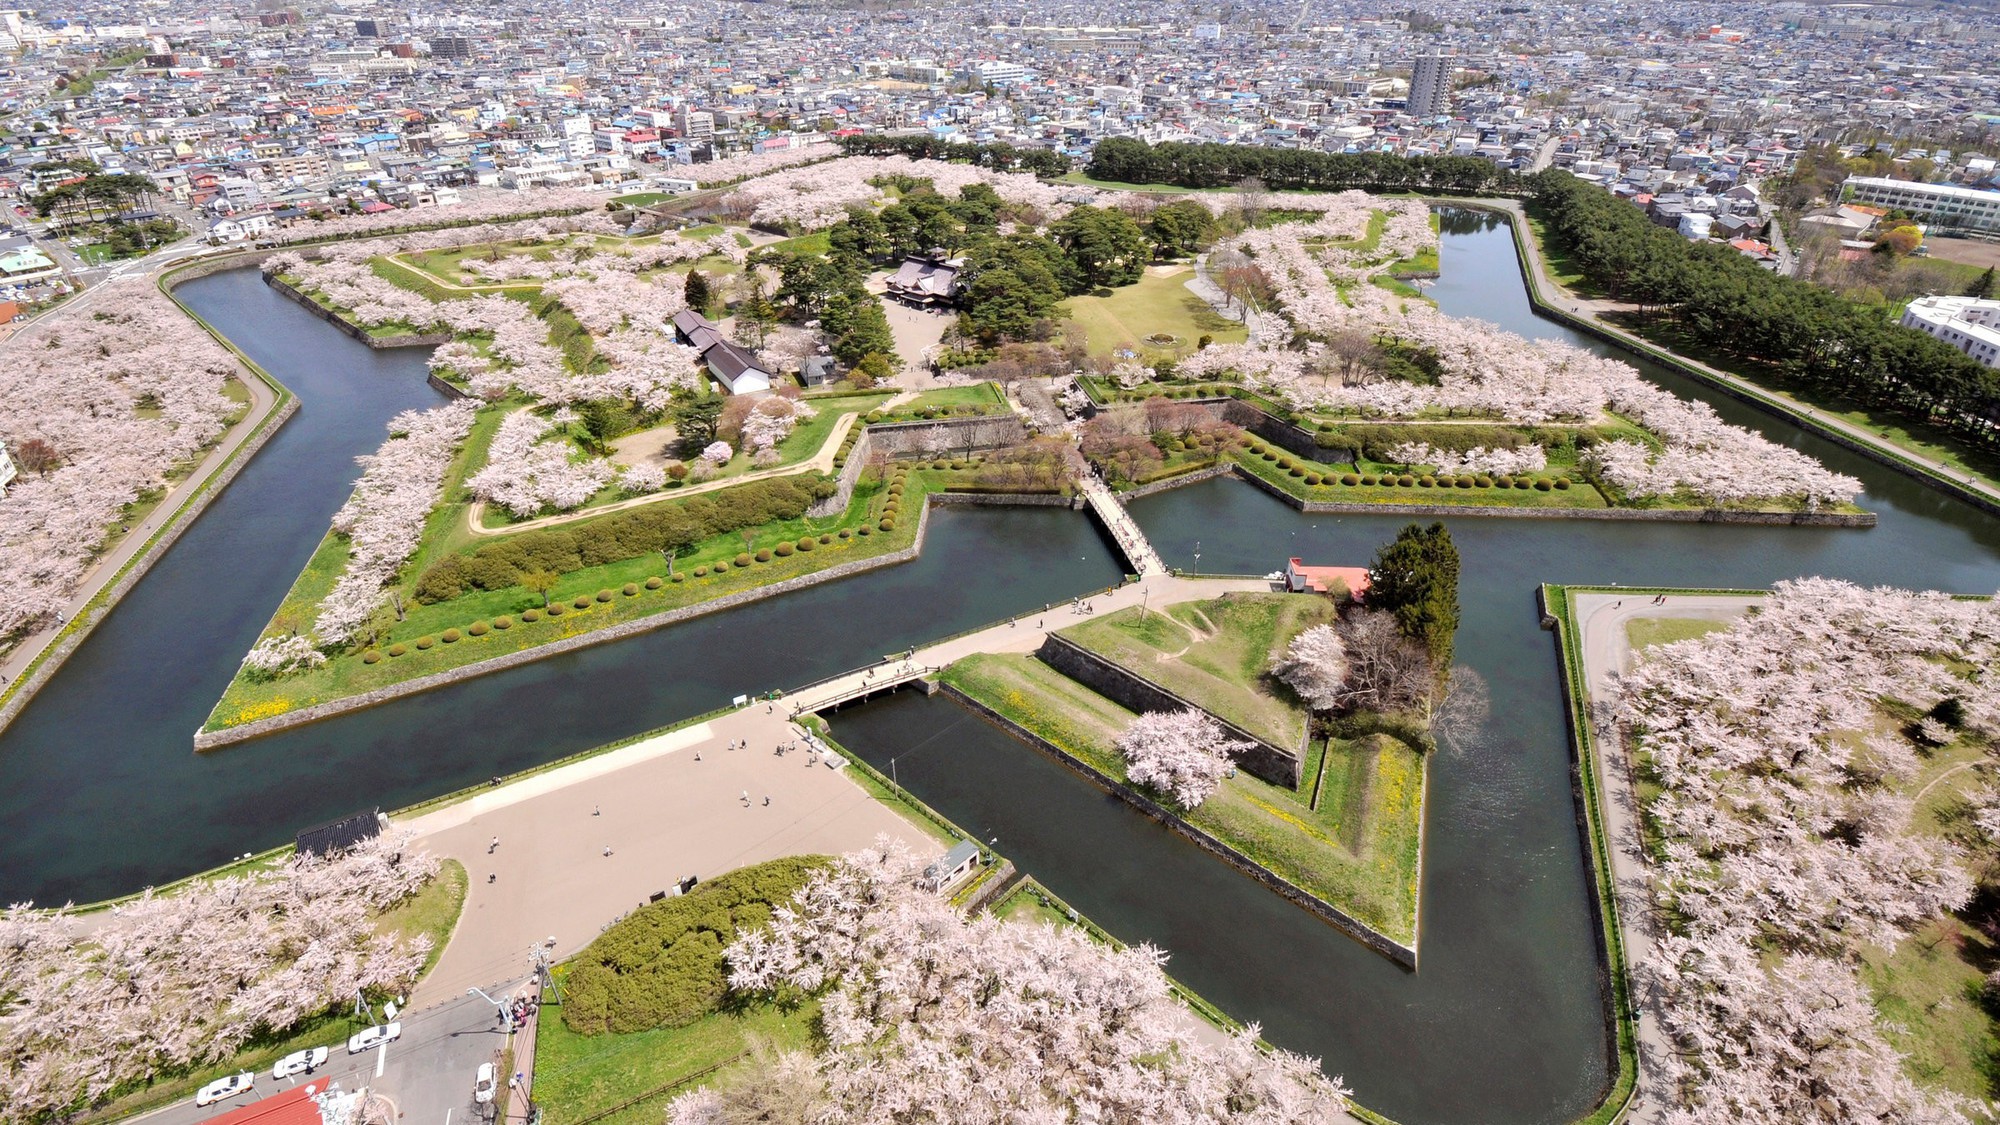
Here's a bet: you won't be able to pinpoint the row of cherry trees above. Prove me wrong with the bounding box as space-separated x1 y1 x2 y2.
1178 201 1862 506
1619 578 2000 1123
669 840 1349 1124
309 402 479 646
0 831 440 1120
721 155 1094 232
0 289 242 639
468 408 616 519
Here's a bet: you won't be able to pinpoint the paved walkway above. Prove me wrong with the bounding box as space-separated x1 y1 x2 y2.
1494 197 2000 511
0 272 282 703
462 409 863 537
1571 591 1758 1125
1079 474 1168 576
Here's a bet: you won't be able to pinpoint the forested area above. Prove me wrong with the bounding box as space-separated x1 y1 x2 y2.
1086 137 1523 195
1530 171 2000 450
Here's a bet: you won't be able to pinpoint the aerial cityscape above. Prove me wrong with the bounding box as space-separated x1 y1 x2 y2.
5 0 2000 1122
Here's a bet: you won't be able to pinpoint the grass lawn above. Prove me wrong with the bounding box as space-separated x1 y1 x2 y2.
206 466 1012 732
75 860 470 1124
534 997 818 1125
1059 172 1227 194
943 652 1424 944
1861 916 2000 1106
612 191 674 207
871 382 1011 421
1062 268 1247 359
1624 617 1731 653
1056 592 1330 749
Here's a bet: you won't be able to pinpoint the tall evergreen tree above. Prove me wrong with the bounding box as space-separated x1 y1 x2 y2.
1968 266 1996 300
1365 522 1460 686
683 270 713 315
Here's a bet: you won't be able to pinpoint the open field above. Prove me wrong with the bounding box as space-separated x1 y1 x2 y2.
1062 267 1246 359
943 651 1423 944
535 997 818 1125
1056 592 1334 749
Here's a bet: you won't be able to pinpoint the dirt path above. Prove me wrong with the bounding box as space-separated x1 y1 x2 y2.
464 410 861 538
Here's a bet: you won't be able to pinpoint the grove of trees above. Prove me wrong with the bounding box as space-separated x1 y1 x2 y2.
1087 137 1523 195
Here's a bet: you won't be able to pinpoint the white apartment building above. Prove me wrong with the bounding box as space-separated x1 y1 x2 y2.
1902 295 2000 369
1845 176 2000 234
1408 53 1451 117
558 114 594 161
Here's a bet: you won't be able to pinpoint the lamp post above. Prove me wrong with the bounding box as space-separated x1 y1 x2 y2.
469 986 514 1032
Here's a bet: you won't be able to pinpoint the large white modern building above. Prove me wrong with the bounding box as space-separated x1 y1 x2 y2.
1844 176 2000 234
1408 54 1452 118
1901 295 2000 369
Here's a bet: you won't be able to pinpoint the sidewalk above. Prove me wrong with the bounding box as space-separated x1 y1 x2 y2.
0 266 284 713
1571 591 1757 1125
1493 197 2000 511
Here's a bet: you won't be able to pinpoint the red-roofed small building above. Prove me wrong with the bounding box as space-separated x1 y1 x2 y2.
205 1082 352 1125
1285 559 1370 599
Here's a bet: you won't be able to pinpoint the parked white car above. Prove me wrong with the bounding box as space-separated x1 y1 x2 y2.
195 1072 254 1107
473 1062 497 1104
273 1046 329 1079
346 1022 402 1054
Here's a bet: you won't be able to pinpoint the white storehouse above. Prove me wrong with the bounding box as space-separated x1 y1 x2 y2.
1901 295 2000 369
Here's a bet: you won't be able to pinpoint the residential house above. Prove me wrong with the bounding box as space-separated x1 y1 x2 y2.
671 309 773 394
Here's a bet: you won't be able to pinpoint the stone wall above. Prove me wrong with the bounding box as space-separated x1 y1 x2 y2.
264 273 452 350
1117 463 1234 500
868 414 1028 458
1034 633 1302 788
941 684 1417 968
808 427 873 518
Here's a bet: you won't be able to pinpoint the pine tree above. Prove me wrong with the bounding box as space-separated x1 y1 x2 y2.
684 269 713 315
1967 266 1995 301
1364 522 1460 687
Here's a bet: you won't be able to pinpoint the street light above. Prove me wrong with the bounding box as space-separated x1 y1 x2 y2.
469 986 515 1031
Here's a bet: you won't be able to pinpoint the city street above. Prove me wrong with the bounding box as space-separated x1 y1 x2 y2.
129 994 507 1125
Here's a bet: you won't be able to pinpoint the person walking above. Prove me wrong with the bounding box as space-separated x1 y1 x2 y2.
489 836 499 853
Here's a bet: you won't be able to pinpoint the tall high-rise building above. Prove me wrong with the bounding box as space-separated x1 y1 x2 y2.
1408 53 1451 117
430 34 473 60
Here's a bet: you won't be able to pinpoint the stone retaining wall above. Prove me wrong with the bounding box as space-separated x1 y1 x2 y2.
940 683 1417 968
194 488 1063 750
1155 461 1879 527
868 414 1028 457
2 398 302 739
931 490 1079 509
1117 463 1234 500
808 427 874 518
1034 633 1302 788
264 273 452 350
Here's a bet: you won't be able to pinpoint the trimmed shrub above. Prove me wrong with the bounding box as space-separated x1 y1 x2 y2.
931 459 950 470
362 650 382 664
1436 475 1456 488
818 534 832 545
415 635 435 650
1262 450 1278 462
1287 466 1304 478
1514 478 1533 490
1304 473 1322 486
1418 476 1435 488
1535 478 1553 491
755 549 773 562
1360 475 1378 486
1555 478 1572 490
838 528 852 539
672 572 686 582
857 525 872 536
468 621 490 636
441 628 462 643
1341 473 1359 486
645 576 664 589
1455 477 1474 489
693 565 709 577
775 542 794 557
878 517 895 532
1397 474 1415 487
387 644 407 657
521 609 541 622
713 559 731 572
732 552 751 567
1474 475 1494 488
574 595 593 609
546 602 565 616
494 616 514 630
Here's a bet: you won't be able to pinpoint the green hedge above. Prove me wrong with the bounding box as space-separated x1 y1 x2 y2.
559 856 832 1036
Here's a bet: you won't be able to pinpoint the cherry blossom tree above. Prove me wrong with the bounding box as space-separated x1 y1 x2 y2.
669 840 1349 1125
700 441 733 466
1116 707 1255 807
1271 624 1350 711
467 409 616 519
0 831 440 1121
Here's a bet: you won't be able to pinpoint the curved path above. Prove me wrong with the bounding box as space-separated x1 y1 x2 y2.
0 255 283 710
464 410 862 537
1572 591 1757 1125
1486 197 2000 512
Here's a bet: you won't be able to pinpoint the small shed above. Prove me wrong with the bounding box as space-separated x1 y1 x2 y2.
922 840 981 892
801 355 837 386
1285 558 1370 599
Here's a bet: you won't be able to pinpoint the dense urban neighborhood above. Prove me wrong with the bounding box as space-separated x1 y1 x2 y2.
7 1 2000 1124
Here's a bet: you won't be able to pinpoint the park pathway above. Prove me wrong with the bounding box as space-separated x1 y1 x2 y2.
1571 591 1757 1125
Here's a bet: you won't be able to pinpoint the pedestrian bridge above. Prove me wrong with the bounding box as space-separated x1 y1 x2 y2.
1078 475 1166 577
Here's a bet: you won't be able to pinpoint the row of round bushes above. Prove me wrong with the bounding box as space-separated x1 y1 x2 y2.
1248 445 1572 492
364 530 868 662
865 402 992 423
